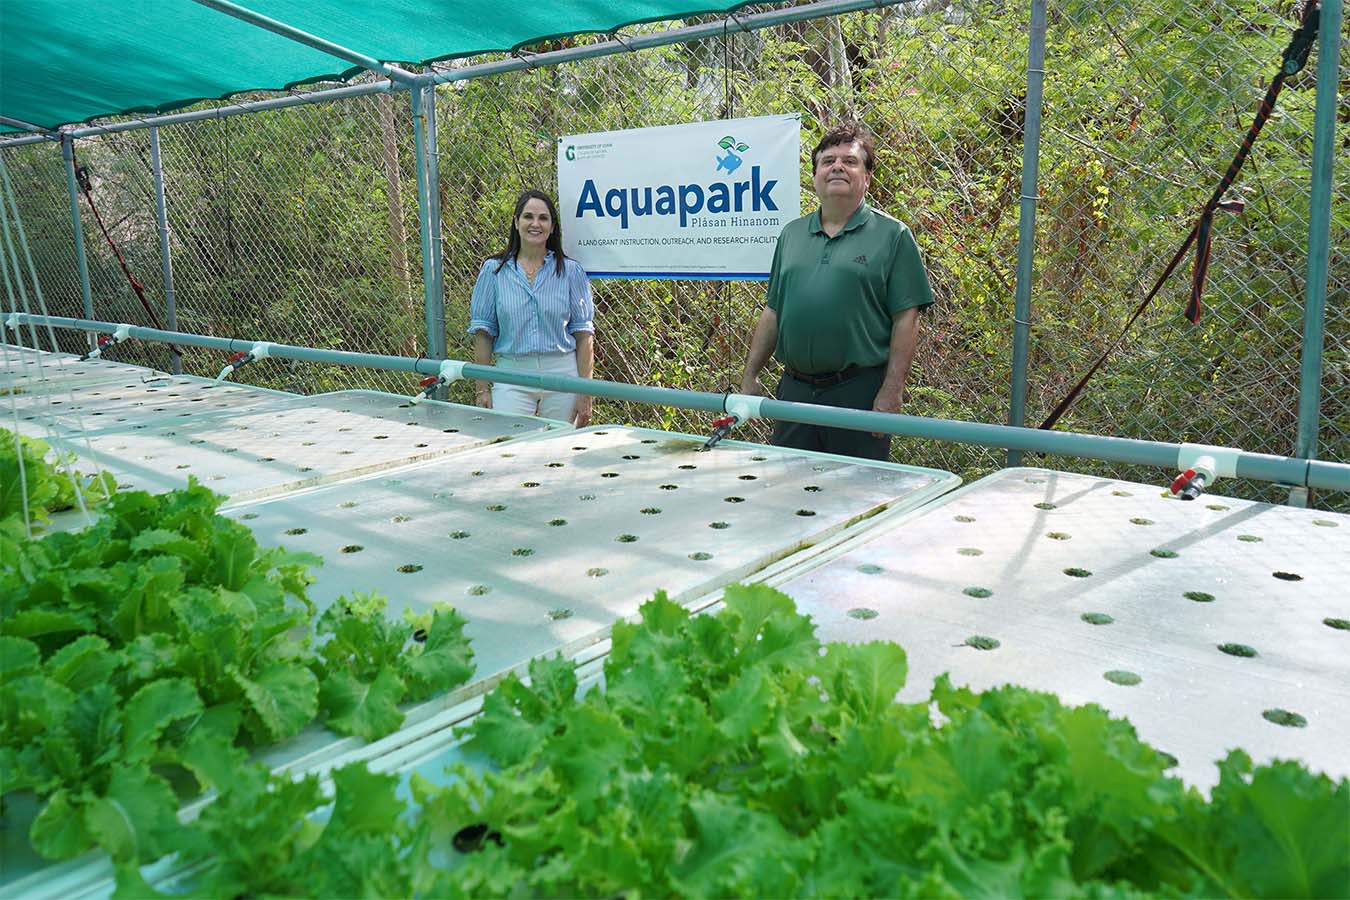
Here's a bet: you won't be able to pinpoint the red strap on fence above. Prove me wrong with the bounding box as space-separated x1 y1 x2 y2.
1040 3 1320 431
70 144 182 360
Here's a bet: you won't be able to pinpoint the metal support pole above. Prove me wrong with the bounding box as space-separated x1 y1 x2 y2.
1 82 397 148
149 127 181 374
1292 0 1342 502
0 116 56 136
60 135 95 330
425 90 445 361
187 0 420 85
411 84 447 371
1007 0 1047 466
429 0 912 89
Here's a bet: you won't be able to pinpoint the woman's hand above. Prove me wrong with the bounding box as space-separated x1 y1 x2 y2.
572 395 592 428
573 332 595 429
471 333 495 410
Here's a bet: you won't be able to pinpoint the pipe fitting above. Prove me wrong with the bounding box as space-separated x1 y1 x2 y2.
438 359 467 383
1178 443 1239 480
1171 444 1241 500
723 392 764 421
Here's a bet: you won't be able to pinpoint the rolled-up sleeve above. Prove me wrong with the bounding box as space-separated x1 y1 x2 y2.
467 261 499 338
566 261 595 335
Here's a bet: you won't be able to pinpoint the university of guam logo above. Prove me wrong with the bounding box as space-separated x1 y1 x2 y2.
565 144 576 161
715 135 750 174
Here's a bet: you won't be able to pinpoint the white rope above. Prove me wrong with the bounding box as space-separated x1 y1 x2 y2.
0 237 37 538
0 151 105 530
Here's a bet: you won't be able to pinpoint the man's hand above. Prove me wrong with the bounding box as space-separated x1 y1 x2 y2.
572 395 593 428
870 384 903 438
474 384 493 409
871 308 920 438
738 307 777 400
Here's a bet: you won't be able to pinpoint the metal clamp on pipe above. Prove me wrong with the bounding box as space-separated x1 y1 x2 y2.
79 323 132 361
410 360 466 405
215 341 272 382
1170 443 1240 500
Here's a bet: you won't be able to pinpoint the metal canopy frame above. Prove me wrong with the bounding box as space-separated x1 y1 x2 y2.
0 0 1342 499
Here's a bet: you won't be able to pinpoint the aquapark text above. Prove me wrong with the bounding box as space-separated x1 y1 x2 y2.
575 166 779 229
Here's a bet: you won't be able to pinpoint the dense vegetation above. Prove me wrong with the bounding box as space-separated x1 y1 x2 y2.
2 0 1345 506
0 440 474 865
0 429 115 535
105 586 1350 896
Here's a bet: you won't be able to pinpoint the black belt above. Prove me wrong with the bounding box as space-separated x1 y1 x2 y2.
784 364 873 387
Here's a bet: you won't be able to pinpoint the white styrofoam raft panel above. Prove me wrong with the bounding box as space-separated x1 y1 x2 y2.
0 344 168 390
36 390 563 503
238 433 958 805
765 467 1350 791
5 374 294 440
1 428 959 900
225 426 960 691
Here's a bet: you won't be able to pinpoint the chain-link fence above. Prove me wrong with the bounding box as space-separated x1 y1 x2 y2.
3 0 1345 508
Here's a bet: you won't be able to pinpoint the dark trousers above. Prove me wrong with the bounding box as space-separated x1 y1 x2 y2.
770 365 891 461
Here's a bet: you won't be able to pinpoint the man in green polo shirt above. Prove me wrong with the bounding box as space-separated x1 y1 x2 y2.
738 123 934 460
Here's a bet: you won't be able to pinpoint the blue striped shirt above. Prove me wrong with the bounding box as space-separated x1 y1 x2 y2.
467 252 595 355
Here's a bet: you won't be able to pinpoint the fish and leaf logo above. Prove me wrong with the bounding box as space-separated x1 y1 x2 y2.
715 135 750 174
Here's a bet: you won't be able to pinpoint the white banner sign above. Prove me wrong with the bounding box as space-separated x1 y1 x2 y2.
558 115 801 280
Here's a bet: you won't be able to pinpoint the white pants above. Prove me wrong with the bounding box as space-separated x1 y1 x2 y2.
491 352 579 423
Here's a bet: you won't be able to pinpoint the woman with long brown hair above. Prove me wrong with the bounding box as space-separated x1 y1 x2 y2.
467 189 595 426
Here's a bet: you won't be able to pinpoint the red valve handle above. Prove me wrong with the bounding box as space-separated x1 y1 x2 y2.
1170 468 1197 494
419 375 440 387
228 351 248 363
711 415 736 428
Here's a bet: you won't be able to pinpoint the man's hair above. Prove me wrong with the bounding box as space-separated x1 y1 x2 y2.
811 124 876 173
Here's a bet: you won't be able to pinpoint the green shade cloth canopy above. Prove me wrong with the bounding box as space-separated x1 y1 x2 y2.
1 0 765 133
